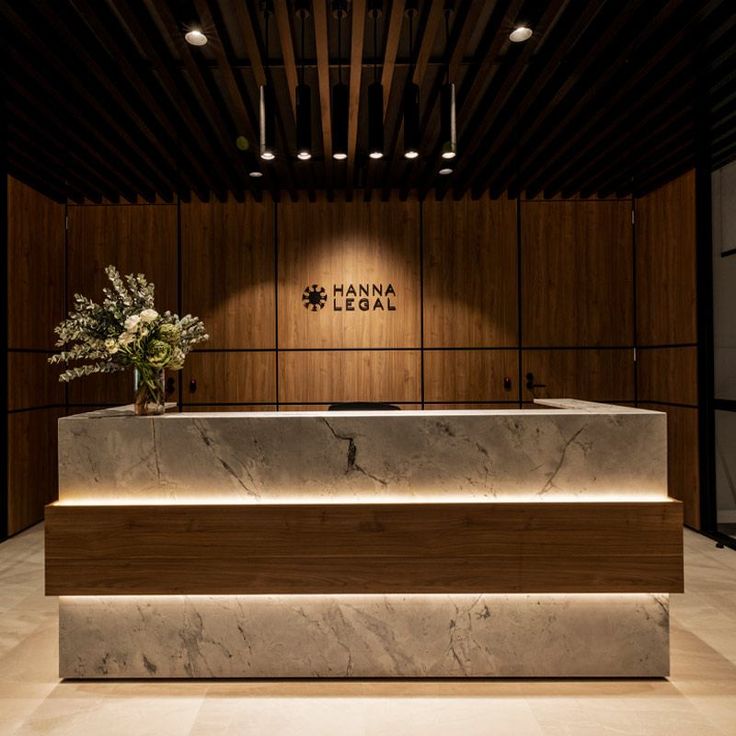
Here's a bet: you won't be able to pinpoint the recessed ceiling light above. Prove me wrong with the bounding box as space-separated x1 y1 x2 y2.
441 150 456 160
509 26 532 43
404 150 419 159
369 151 384 160
184 29 208 46
439 167 453 176
297 151 312 161
333 152 347 160
249 170 263 178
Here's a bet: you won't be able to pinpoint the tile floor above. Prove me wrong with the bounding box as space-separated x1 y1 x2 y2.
1 524 735 735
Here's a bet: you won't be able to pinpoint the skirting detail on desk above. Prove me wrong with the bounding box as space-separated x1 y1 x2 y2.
59 593 670 678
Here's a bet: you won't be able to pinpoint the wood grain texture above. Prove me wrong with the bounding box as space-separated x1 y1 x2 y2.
66 204 177 405
8 177 65 349
424 350 518 403
8 352 64 410
182 351 276 405
522 349 635 402
636 170 697 345
278 350 421 404
640 403 700 528
423 196 517 347
521 200 633 346
45 500 684 595
9 409 64 535
181 197 275 349
638 347 698 406
277 196 421 348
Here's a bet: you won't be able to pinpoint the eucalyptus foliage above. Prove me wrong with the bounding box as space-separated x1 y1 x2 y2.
49 266 208 383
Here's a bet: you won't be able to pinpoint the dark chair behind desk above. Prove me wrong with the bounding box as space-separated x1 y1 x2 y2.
327 402 401 411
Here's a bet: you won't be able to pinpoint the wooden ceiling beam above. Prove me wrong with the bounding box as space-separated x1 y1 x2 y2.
312 0 332 161
379 0 444 199
274 1 299 118
7 142 90 202
345 0 367 198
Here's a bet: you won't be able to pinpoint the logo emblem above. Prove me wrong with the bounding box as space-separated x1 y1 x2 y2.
302 284 327 311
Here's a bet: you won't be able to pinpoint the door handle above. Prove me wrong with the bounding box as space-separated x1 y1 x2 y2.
525 372 547 391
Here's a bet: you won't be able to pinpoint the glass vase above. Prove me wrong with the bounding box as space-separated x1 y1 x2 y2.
133 367 166 416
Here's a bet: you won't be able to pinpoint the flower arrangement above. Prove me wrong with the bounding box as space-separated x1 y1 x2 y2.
49 266 208 414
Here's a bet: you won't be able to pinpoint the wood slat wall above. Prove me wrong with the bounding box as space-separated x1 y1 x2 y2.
5 176 701 534
45 500 684 596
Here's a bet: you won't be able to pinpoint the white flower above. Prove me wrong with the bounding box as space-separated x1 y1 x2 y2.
140 308 159 323
104 338 119 354
124 314 141 332
118 331 136 346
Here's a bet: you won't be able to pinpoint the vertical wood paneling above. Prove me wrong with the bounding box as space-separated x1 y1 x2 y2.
66 205 177 405
423 350 518 403
277 196 421 349
7 178 65 350
521 201 633 346
181 197 275 349
522 349 635 403
636 171 697 345
182 352 276 405
423 196 517 347
278 350 422 405
8 408 64 535
638 347 698 406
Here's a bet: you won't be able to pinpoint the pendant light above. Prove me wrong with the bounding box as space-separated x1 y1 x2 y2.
439 5 456 165
368 1 384 160
295 1 312 160
331 0 349 160
259 2 276 161
403 2 420 159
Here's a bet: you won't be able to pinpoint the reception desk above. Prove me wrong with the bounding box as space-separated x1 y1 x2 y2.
45 400 683 678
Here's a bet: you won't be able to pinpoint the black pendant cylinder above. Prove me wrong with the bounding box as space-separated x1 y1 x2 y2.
332 82 349 160
440 82 456 159
296 83 312 160
259 85 276 160
403 82 420 158
368 82 384 159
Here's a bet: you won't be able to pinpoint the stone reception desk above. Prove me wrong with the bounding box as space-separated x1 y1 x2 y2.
45 400 683 678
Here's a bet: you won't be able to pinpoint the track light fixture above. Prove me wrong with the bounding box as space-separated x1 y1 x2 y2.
440 6 456 161
403 2 420 159
368 0 384 160
295 0 312 160
259 2 276 161
331 0 349 160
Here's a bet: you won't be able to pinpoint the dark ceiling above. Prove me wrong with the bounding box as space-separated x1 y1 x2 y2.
2 0 736 203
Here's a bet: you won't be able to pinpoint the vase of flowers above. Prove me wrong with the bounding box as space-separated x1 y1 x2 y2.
49 266 208 415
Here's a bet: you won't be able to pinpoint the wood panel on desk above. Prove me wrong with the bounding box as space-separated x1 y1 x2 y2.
278 350 421 405
640 402 700 528
182 351 276 405
424 350 518 403
8 177 65 350
423 196 517 347
45 500 684 595
277 197 421 348
522 349 635 402
181 197 275 349
638 346 698 406
636 170 697 346
66 204 177 310
9 408 64 535
521 200 633 346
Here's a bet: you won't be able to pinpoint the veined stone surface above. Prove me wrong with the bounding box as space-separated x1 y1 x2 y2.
59 593 670 678
57 400 667 502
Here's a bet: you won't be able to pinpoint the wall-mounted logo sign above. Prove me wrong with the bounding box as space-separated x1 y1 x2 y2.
302 284 327 311
302 283 397 312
